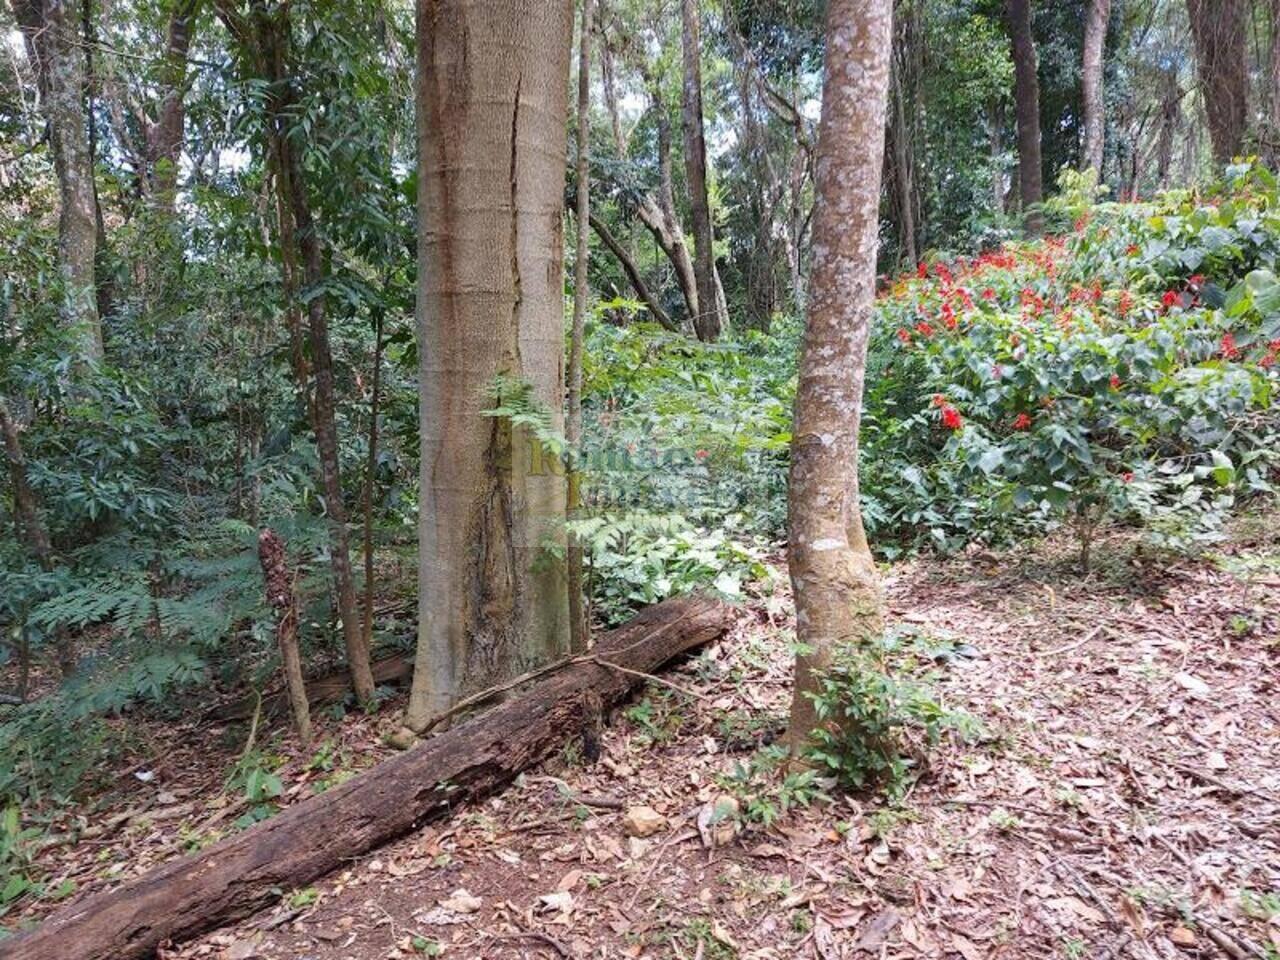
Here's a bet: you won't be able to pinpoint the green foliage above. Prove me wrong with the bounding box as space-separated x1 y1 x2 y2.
804 630 980 798
863 166 1280 562
715 744 829 828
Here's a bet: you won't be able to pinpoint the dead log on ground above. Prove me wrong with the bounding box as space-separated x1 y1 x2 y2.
205 652 413 724
4 594 734 960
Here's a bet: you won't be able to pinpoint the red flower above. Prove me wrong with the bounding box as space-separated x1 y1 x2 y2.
1188 274 1205 287
1260 351 1276 369
1161 290 1180 309
1117 290 1133 316
940 405 963 431
982 287 996 300
915 321 935 337
695 449 709 460
1109 374 1122 390
931 393 947 408
917 262 929 279
1125 244 1140 256
1012 413 1033 431
940 303 957 330
897 327 913 344
1122 472 1134 484
1221 332 1240 360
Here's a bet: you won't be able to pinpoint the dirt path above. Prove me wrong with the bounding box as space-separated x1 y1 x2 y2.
149 520 1280 958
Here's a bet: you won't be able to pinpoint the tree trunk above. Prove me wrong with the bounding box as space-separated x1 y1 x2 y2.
408 0 574 730
147 0 198 210
361 310 385 654
680 0 724 341
4 595 734 960
1186 0 1247 166
1269 0 1280 166
11 0 102 359
599 32 701 330
568 0 595 655
786 0 890 754
588 213 678 331
1081 0 1110 176
1156 69 1180 187
215 1 376 704
256 528 312 748
1006 0 1043 235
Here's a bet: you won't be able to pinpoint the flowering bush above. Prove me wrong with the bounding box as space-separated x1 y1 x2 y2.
861 164 1280 563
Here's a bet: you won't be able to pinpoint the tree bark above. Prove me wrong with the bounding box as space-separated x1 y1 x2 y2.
568 0 594 655
786 0 890 754
680 0 725 341
1186 0 1247 167
1006 0 1043 236
599 32 701 330
362 309 384 654
256 528 312 748
409 0 574 730
146 0 199 210
11 0 103 359
1081 0 1110 176
215 1 376 705
588 213 678 331
4 595 734 960
1269 0 1280 166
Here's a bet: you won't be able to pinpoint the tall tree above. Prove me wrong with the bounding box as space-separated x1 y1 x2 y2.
1006 0 1043 235
408 0 573 729
567 0 594 654
1081 0 1110 176
599 25 701 331
1186 0 1247 166
786 0 891 753
680 0 725 341
147 0 200 211
11 0 103 359
216 0 376 704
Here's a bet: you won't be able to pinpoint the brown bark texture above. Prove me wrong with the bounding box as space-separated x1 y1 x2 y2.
1186 0 1247 166
680 0 725 341
568 0 595 654
786 0 891 753
409 0 574 729
256 528 312 747
3 595 734 960
1006 0 1043 235
1081 0 1110 175
11 0 102 358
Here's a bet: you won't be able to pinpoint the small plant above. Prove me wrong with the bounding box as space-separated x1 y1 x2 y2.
287 886 319 908
623 689 685 747
804 630 980 798
1239 888 1280 922
0 805 43 914
226 750 284 828
716 744 829 828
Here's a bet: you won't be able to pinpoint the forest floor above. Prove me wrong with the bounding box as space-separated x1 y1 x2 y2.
20 513 1280 960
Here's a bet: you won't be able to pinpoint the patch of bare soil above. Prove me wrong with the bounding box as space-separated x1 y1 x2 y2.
38 517 1280 959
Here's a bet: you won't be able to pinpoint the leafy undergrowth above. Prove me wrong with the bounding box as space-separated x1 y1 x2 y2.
142 510 1279 960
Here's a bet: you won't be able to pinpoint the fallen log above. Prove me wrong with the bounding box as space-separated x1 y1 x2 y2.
205 652 414 723
4 594 733 960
